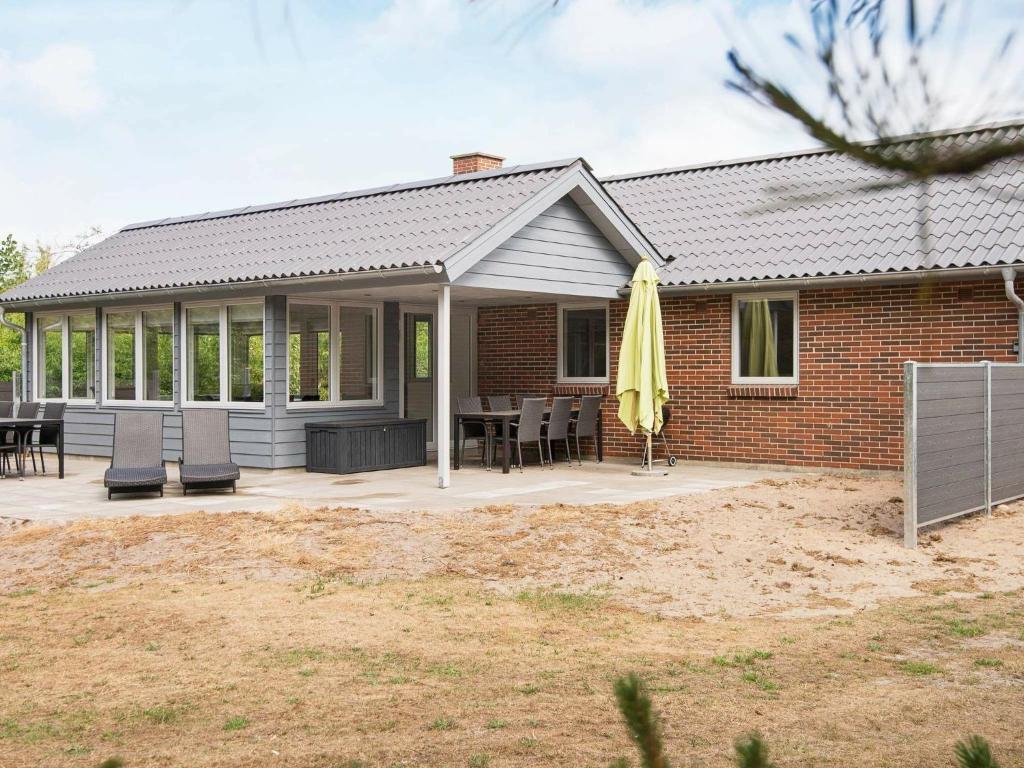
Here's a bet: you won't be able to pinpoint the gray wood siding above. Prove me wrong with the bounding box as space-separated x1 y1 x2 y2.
455 196 633 297
267 297 401 468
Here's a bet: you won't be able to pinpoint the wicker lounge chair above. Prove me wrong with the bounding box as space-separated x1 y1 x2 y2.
178 409 240 495
104 412 167 499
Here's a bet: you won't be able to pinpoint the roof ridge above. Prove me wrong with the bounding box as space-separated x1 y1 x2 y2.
122 158 584 232
601 119 1024 183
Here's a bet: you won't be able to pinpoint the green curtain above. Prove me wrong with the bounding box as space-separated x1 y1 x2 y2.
741 300 778 377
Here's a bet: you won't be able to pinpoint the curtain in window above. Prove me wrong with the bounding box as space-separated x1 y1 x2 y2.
741 300 779 377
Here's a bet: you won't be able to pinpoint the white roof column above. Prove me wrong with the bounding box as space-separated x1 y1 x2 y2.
436 284 451 489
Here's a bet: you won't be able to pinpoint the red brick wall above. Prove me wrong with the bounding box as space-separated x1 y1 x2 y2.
476 279 1020 471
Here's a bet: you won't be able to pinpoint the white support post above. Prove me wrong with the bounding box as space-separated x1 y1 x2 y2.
436 285 451 489
903 361 918 548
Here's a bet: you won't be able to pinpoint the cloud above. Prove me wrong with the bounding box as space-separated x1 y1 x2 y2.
0 43 103 117
360 0 462 49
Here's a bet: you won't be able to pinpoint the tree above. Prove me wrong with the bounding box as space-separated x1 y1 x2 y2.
726 0 1024 186
0 235 29 383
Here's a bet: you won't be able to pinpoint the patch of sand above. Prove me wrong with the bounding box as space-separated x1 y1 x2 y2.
1 474 1022 619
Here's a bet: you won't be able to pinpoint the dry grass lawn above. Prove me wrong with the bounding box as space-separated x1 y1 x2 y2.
1 474 1023 767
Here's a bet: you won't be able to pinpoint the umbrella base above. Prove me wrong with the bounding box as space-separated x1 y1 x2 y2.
630 468 669 477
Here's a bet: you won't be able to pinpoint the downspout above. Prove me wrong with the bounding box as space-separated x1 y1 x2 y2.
0 307 26 402
1002 267 1024 363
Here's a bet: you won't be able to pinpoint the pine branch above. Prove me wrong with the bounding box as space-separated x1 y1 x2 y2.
735 735 777 768
613 673 670 768
955 736 1000 768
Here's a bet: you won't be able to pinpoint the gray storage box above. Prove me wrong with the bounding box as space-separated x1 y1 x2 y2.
304 418 427 474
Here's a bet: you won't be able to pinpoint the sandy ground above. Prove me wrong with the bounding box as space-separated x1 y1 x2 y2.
1 474 1023 767
1 474 1022 619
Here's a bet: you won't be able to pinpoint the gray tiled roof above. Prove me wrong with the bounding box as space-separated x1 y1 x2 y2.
1 159 579 303
604 123 1024 287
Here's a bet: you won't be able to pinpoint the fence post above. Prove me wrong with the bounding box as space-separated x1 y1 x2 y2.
903 361 918 548
984 361 992 516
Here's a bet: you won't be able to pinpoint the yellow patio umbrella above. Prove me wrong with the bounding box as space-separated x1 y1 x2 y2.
616 260 670 473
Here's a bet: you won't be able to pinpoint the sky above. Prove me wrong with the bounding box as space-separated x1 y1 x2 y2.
1 0 1022 250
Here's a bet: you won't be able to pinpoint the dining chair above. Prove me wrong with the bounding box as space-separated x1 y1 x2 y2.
569 395 602 464
13 402 38 474
27 401 65 475
487 395 512 411
457 396 490 469
508 397 546 472
544 396 574 467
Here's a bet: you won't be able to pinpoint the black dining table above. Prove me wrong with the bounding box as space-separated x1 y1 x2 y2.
453 408 603 474
0 417 65 480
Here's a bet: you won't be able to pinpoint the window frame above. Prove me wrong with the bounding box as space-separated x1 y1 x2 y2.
180 298 267 410
556 302 610 384
33 310 98 405
100 304 176 407
730 291 800 385
285 297 384 410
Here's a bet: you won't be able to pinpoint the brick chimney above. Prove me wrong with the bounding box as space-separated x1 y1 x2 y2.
451 151 504 175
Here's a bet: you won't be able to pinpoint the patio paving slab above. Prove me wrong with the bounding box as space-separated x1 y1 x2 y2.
0 454 801 523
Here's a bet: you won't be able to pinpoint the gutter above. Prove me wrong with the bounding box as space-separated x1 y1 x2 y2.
0 307 26 402
618 265 1024 297
0 264 446 311
1002 267 1024 363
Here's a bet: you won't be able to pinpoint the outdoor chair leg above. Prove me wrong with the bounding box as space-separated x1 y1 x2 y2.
39 448 46 475
517 441 523 473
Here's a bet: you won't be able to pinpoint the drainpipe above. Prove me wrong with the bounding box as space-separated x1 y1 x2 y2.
1002 267 1024 363
0 307 26 402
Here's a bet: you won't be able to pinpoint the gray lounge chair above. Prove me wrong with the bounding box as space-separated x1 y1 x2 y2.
178 409 240 495
104 412 167 499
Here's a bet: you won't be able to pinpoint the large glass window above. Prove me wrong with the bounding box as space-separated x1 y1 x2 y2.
69 314 96 400
35 312 97 401
229 303 264 403
288 303 330 402
732 294 799 383
37 315 64 399
183 301 265 405
286 301 381 406
559 305 608 382
339 306 377 401
143 309 174 401
106 311 137 401
186 306 221 402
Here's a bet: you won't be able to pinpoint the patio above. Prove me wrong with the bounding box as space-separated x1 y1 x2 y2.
0 454 794 523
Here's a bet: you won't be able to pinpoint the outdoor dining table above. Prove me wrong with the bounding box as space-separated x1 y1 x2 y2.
452 407 603 474
0 417 65 480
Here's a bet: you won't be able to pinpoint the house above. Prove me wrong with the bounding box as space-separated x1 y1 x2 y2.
2 122 1023 483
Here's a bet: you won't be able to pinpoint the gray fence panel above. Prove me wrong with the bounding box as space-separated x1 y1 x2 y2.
905 361 1024 546
914 367 986 527
991 366 1024 504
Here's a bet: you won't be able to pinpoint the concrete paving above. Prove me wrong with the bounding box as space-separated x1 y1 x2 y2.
0 454 799 523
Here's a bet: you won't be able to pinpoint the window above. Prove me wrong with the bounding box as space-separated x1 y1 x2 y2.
106 312 137 400
183 301 265 406
286 300 382 407
558 304 608 383
69 314 96 400
405 314 432 381
102 307 174 403
288 303 330 402
732 293 799 384
35 312 96 401
143 309 174 401
228 303 264 403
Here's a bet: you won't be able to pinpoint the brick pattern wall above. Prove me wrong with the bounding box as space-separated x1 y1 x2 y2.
452 154 504 175
476 280 1020 470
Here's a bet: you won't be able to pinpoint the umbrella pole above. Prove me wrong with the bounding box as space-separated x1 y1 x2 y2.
646 432 653 471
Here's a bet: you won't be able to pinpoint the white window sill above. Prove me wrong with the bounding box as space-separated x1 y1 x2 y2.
731 378 800 386
286 400 384 411
101 400 176 408
182 401 267 410
557 378 610 385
